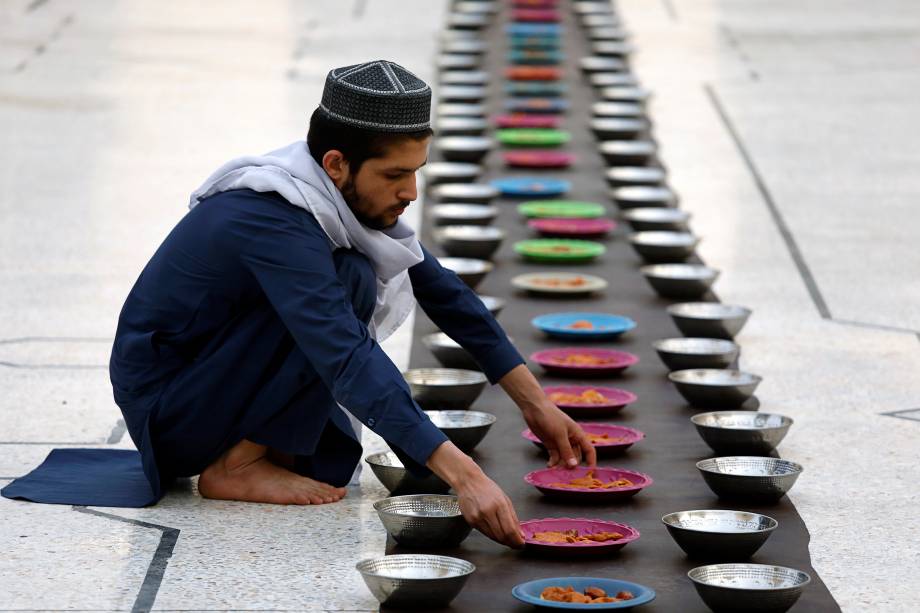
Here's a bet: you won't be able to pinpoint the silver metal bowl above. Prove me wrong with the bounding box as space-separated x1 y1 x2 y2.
599 140 657 165
403 367 488 410
365 451 451 495
601 86 652 105
696 456 804 501
477 294 505 316
590 72 638 89
583 16 622 29
438 102 487 118
423 162 482 186
436 53 480 71
440 70 490 86
439 85 487 103
669 368 761 408
435 136 494 163
422 332 480 370
442 39 488 56
430 182 499 205
574 1 614 15
429 203 498 227
629 231 699 262
580 56 627 74
425 410 497 452
434 225 505 259
592 101 645 118
435 116 488 137
641 264 720 299
437 257 493 289
692 411 794 455
590 118 649 140
454 0 498 14
688 563 810 612
667 302 752 339
613 185 677 209
662 510 778 560
356 554 475 608
654 338 739 371
447 12 490 30
621 207 689 231
592 41 636 58
374 494 472 548
586 26 628 41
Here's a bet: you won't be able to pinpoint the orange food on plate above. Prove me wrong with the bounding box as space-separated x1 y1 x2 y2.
548 469 634 489
549 353 616 366
569 319 595 329
532 528 625 544
548 388 609 405
532 275 588 288
540 585 636 604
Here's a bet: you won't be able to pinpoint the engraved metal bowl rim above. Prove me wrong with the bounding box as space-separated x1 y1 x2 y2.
653 338 739 357
435 136 495 151
667 302 752 320
437 257 494 274
687 563 812 591
695 456 805 477
641 264 721 281
356 554 477 579
403 367 488 387
629 231 699 247
668 368 763 387
424 409 498 429
373 493 463 518
661 509 779 535
621 207 689 222
434 225 506 241
691 410 794 431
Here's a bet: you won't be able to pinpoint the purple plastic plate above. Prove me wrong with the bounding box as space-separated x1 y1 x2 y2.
531 347 639 377
528 217 616 238
524 466 653 502
494 115 561 129
543 385 637 416
522 423 644 456
512 8 562 22
520 517 640 556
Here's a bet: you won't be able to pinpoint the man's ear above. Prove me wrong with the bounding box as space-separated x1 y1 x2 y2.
322 150 350 188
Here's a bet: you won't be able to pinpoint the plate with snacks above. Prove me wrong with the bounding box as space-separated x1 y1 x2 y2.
514 239 605 263
525 466 652 502
504 97 570 114
543 385 636 416
504 150 575 168
528 217 615 237
520 518 640 556
511 8 562 23
504 23 563 37
497 128 571 147
512 272 608 296
531 347 639 376
495 114 561 129
512 577 656 609
493 177 571 198
522 423 644 455
532 312 636 340
504 81 567 97
508 48 565 65
518 200 606 219
506 65 563 81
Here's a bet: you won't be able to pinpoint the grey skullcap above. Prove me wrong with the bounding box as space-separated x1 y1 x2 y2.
318 60 432 132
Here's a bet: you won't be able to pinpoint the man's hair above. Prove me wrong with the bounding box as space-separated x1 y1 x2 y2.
307 108 434 174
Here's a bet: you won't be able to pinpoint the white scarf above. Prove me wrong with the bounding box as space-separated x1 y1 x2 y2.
189 141 425 485
188 140 424 343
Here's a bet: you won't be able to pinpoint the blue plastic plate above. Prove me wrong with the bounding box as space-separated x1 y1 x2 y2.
492 177 571 198
531 312 636 339
504 97 570 114
505 23 563 37
512 577 655 610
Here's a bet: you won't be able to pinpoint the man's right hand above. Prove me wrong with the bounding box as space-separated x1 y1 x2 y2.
426 441 525 548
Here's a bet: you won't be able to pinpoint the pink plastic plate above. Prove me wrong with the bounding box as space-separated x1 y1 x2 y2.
503 150 574 168
530 347 639 377
522 423 644 456
512 8 561 22
524 466 653 502
543 385 637 416
528 217 616 237
520 517 640 556
494 115 561 129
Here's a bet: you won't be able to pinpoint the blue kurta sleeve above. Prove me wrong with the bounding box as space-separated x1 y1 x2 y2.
234 208 447 470
409 245 525 383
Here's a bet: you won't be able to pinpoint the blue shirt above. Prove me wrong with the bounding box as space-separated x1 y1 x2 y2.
110 189 524 474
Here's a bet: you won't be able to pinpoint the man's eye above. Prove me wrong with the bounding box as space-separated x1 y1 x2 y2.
387 173 404 180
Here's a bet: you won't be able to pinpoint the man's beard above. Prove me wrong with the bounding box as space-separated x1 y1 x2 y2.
341 176 409 231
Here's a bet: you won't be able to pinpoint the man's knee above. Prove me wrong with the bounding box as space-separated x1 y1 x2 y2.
333 250 375 322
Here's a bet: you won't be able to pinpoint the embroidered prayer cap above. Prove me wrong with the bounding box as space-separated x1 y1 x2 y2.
318 60 432 133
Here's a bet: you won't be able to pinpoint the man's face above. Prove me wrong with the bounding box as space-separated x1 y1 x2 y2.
336 136 430 230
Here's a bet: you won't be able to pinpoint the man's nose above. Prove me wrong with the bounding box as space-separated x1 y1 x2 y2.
396 173 418 202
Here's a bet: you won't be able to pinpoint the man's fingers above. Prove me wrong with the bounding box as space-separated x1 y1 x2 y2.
497 500 525 548
556 433 578 468
583 433 598 467
547 447 560 468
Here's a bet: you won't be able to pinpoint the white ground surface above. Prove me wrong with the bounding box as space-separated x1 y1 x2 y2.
1 0 918 610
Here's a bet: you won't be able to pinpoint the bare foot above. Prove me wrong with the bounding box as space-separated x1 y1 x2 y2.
198 439 347 505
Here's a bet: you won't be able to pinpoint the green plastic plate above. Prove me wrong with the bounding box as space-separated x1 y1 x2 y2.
517 200 607 219
514 239 606 262
496 129 571 148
